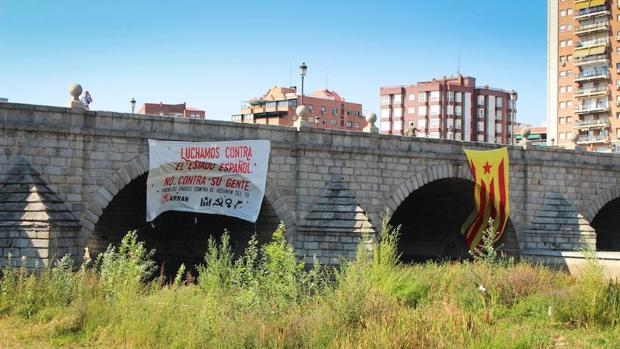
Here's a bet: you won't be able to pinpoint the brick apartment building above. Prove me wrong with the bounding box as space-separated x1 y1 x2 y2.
232 86 367 131
138 102 206 119
548 0 620 152
380 75 517 144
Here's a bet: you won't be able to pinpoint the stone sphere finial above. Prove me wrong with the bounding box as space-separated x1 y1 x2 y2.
569 130 579 143
366 112 377 126
521 127 531 138
68 83 82 99
67 83 85 109
296 105 310 119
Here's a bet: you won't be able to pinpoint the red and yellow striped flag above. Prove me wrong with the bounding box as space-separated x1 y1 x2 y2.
460 147 510 251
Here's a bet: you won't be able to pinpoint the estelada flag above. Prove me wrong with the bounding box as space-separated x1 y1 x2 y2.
460 147 510 251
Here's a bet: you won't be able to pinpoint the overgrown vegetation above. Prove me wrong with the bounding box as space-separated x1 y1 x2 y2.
1 223 619 348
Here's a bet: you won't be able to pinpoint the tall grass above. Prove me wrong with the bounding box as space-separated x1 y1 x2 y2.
0 223 619 348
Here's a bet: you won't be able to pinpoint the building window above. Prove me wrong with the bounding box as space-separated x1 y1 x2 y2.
417 119 426 130
331 107 338 116
429 118 440 128
320 106 326 114
477 121 485 131
560 40 566 48
567 8 572 15
477 95 485 106
567 85 572 92
560 86 566 93
430 91 440 102
408 94 415 101
447 91 454 102
455 119 462 129
418 92 427 103
381 95 390 105
477 108 485 118
393 94 403 104
559 117 565 124
567 101 572 108
308 104 314 111
455 105 462 116
560 25 566 32
331 119 337 126
496 97 503 108
380 109 390 118
560 102 566 109
477 135 485 142
429 132 440 139
314 117 320 124
567 116 572 123
567 39 572 47
393 108 403 117
496 124 502 133
346 121 352 128
455 92 462 103
418 105 427 116
407 107 416 114
496 110 503 119
430 105 440 116
447 105 454 115
560 9 566 16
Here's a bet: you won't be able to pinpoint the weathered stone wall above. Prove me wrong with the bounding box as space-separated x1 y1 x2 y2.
2 102 620 268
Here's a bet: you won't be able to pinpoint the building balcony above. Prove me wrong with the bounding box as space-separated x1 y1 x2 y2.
574 86 608 97
573 118 610 129
576 38 609 49
577 134 609 144
575 104 609 114
574 70 609 82
575 21 609 35
575 5 610 20
574 53 609 66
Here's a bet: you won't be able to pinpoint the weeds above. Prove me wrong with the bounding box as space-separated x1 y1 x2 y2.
0 223 618 348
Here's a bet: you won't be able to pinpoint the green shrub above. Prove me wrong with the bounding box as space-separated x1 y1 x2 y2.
96 230 156 298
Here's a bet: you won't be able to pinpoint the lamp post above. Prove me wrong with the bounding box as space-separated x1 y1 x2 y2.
130 98 136 114
299 62 307 105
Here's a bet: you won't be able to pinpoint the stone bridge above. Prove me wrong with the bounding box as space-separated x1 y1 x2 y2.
2 102 620 275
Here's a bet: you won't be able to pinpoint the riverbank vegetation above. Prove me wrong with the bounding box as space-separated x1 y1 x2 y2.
1 224 619 348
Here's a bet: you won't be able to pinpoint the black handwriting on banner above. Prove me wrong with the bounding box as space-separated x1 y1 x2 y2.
199 196 244 210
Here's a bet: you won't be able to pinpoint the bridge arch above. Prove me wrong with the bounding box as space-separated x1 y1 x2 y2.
384 164 522 262
78 154 297 270
587 187 620 251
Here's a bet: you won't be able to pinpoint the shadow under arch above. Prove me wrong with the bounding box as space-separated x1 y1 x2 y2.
80 155 296 272
591 197 620 251
388 177 519 263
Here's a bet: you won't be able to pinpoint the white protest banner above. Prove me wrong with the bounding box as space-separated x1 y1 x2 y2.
146 139 270 223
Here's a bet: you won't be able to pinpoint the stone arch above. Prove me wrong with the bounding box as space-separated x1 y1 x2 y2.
384 163 525 233
582 186 620 224
383 163 524 260
586 186 620 251
78 154 296 250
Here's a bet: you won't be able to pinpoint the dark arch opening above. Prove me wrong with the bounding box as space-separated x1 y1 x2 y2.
88 173 280 275
389 178 519 263
592 198 620 251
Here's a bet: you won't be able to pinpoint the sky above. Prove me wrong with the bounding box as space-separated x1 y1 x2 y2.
0 1 547 126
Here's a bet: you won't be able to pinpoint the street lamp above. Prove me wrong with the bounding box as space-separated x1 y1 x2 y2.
130 98 136 114
299 62 307 105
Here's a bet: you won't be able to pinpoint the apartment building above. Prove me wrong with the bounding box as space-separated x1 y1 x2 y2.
380 75 517 144
138 102 205 119
548 0 620 152
233 87 367 131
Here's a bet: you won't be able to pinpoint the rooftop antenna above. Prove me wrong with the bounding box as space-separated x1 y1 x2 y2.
288 61 292 87
325 65 329 90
